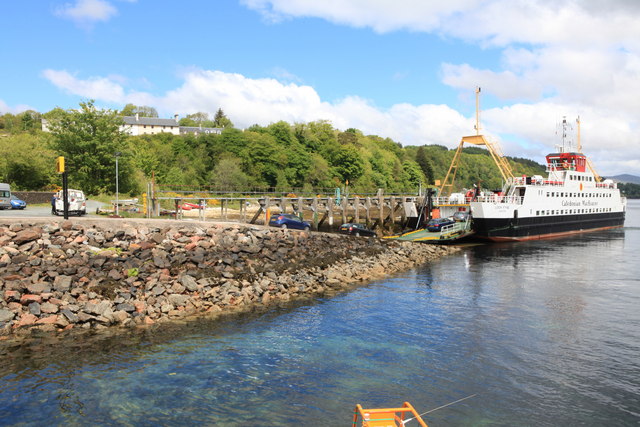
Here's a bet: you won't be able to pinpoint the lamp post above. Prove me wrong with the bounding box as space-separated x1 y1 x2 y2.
115 152 121 216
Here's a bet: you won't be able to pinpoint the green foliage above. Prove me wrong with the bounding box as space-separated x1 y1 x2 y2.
0 133 56 189
46 100 137 195
209 156 252 190
213 108 233 128
415 146 435 184
619 183 640 198
332 146 365 183
2 102 557 195
121 104 158 118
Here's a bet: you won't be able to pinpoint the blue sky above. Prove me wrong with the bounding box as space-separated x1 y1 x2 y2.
2 0 640 176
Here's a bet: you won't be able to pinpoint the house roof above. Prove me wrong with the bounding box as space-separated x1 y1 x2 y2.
122 116 178 126
180 126 223 134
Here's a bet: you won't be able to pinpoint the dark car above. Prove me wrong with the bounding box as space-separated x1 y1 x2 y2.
452 211 469 222
269 213 311 231
426 217 455 232
10 194 27 209
339 223 377 237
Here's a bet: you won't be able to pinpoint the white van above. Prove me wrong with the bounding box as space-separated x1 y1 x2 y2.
53 189 87 216
0 183 11 210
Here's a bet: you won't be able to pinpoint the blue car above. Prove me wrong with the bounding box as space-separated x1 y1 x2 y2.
269 213 311 231
426 217 455 232
10 194 27 209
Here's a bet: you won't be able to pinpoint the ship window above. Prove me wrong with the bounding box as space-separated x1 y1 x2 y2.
546 192 549 197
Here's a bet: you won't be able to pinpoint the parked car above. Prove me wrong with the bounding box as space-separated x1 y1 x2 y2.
452 211 469 222
10 194 27 209
426 217 455 232
269 213 310 230
339 223 377 237
53 189 87 216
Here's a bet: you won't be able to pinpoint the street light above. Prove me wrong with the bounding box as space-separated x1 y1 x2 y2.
115 152 121 216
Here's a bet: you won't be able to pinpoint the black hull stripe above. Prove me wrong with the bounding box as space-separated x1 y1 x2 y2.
473 211 626 240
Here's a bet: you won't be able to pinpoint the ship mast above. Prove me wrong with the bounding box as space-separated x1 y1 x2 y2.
576 116 581 153
474 87 481 136
437 87 514 197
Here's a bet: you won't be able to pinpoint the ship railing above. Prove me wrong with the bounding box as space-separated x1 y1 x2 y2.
474 194 523 205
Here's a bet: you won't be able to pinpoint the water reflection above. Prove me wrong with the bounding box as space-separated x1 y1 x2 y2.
1 224 639 425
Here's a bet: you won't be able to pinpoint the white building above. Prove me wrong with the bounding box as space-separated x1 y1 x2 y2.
121 114 180 136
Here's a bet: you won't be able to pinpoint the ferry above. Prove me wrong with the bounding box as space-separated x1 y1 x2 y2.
470 121 627 241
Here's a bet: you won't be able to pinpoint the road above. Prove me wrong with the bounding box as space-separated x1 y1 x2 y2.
0 200 106 219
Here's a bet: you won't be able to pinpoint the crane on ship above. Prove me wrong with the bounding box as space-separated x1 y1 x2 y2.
437 87 514 197
576 116 602 182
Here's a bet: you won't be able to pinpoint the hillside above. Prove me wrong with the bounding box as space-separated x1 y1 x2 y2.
608 174 640 185
0 105 565 196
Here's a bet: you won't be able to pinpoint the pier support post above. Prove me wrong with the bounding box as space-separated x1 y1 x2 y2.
328 197 334 228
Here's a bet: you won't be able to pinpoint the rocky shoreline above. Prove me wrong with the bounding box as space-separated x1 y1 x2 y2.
0 219 459 340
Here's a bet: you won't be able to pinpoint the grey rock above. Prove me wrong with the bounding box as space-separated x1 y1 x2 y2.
27 283 51 295
167 294 189 307
53 275 72 292
28 302 41 316
0 309 15 323
61 309 79 323
180 275 198 291
116 303 135 313
41 302 59 314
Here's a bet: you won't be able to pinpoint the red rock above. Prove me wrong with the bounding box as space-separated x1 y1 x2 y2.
4 290 21 301
20 294 42 305
7 302 22 311
14 229 40 244
139 241 155 250
17 313 38 327
184 243 197 251
36 315 59 325
134 301 146 313
2 274 22 281
143 316 155 325
73 235 86 243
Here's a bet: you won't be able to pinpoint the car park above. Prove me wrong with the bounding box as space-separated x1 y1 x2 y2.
10 195 27 209
426 217 455 232
269 213 311 230
339 223 377 237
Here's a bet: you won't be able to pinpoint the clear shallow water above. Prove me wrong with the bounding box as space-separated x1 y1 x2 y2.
1 201 640 426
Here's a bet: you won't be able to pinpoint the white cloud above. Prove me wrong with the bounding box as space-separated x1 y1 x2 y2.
54 0 118 27
42 67 640 176
242 0 640 49
0 100 34 115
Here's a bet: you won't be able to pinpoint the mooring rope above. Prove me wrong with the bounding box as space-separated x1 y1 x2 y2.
401 393 477 425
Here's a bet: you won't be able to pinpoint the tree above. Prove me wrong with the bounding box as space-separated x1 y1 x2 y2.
47 100 134 195
213 108 233 128
209 156 251 190
121 104 158 118
415 146 435 184
332 146 365 183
